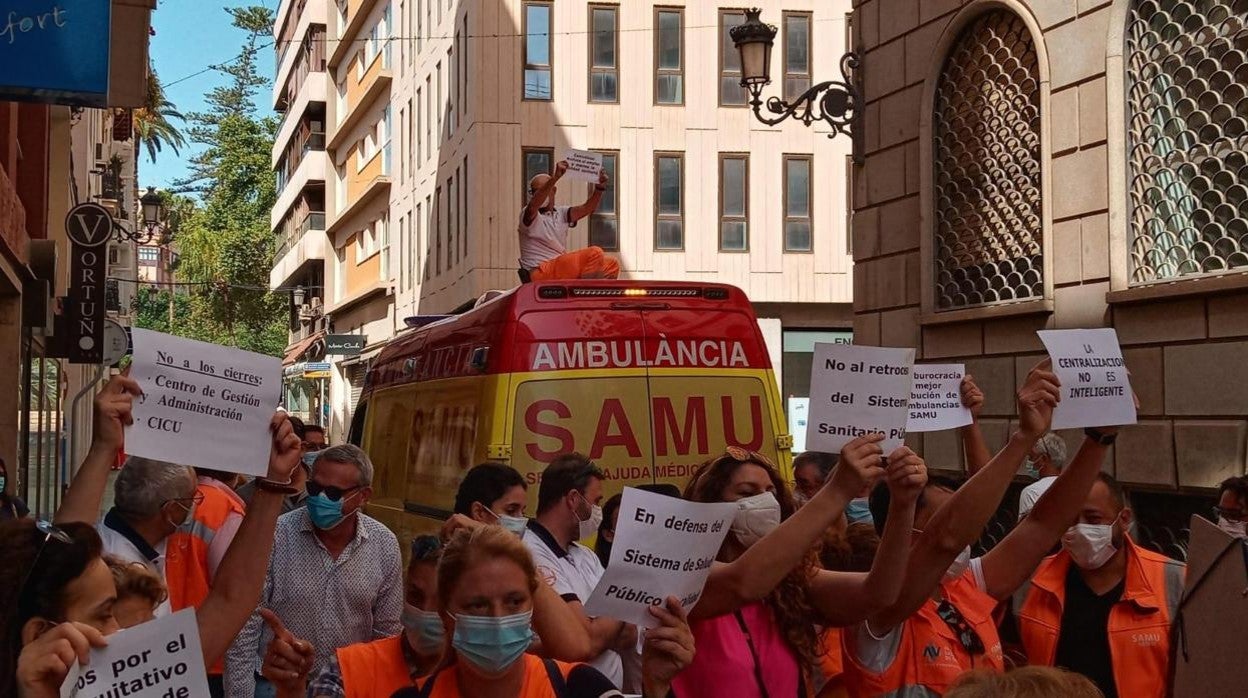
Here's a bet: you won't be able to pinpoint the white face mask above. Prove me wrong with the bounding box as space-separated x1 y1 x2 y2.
574 494 603 541
1063 522 1118 569
1217 517 1247 539
731 492 782 548
944 546 972 582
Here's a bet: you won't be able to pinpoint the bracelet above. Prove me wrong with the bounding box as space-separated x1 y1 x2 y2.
594 185 606 192
254 477 299 495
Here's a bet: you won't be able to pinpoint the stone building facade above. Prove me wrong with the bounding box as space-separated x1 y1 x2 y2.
850 0 1247 501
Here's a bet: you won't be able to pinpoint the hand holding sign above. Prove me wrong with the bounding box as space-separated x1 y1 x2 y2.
18 622 107 698
884 447 928 506
828 434 887 500
1016 360 1061 440
61 609 208 698
961 375 985 418
640 597 696 698
91 373 141 454
266 413 302 484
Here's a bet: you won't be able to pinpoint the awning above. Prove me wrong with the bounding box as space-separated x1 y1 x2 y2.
281 332 324 366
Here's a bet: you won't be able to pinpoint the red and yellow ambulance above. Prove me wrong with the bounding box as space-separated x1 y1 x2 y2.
352 280 793 541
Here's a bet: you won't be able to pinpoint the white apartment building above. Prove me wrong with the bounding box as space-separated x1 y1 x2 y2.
271 0 855 440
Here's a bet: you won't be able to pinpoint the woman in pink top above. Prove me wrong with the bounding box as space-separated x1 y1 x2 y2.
673 435 926 698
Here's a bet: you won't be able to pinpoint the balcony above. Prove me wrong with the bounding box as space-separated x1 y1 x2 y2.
272 149 329 231
275 24 328 112
276 126 326 192
271 210 328 290
273 72 328 165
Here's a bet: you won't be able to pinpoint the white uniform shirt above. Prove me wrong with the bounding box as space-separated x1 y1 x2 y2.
518 206 575 270
523 520 623 687
1017 476 1057 520
96 509 172 617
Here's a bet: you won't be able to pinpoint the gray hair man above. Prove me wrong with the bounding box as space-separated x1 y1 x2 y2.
1017 432 1070 520
96 456 201 617
226 443 402 696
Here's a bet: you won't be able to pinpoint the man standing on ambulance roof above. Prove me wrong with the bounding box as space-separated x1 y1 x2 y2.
519 160 621 281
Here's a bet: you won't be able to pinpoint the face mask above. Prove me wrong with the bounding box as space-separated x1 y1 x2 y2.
731 492 782 548
1217 517 1247 539
165 499 196 532
1021 459 1040 479
402 604 446 656
944 546 972 582
0 475 7 491
482 504 528 536
574 494 603 541
452 610 534 676
307 492 358 530
301 451 319 468
846 497 874 525
1063 523 1118 569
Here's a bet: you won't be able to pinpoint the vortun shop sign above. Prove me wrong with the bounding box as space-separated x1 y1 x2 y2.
0 1 111 106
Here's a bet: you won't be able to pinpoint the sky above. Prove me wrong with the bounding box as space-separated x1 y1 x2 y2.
141 1 278 191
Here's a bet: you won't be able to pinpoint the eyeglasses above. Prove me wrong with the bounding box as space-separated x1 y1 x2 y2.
936 599 985 656
17 520 74 608
166 491 206 510
1214 506 1247 522
410 535 442 561
306 481 362 502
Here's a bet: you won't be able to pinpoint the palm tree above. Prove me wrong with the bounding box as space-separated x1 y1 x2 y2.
132 67 187 164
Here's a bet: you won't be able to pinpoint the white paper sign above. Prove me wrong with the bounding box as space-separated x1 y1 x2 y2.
806 343 916 454
127 329 281 476
62 609 208 698
906 364 972 433
584 488 737 628
1038 329 1137 429
562 149 603 182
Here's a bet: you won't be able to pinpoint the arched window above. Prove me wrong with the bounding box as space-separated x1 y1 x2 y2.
1125 0 1248 283
933 10 1042 311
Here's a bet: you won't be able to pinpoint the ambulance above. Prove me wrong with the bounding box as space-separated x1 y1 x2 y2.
351 280 793 542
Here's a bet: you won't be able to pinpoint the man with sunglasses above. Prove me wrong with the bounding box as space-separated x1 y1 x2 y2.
95 456 203 619
226 444 403 698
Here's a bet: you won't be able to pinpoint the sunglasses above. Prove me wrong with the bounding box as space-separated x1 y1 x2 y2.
306 481 362 502
936 599 985 656
410 535 442 561
17 520 74 608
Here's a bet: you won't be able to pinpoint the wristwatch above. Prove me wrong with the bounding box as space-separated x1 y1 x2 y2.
1084 427 1117 445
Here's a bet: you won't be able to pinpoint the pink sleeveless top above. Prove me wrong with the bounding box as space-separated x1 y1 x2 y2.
671 601 801 698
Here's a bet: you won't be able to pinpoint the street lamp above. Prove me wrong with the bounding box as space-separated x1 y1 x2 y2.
730 8 863 163
116 186 172 244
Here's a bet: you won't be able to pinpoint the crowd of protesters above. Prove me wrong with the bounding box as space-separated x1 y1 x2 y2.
1 357 1239 698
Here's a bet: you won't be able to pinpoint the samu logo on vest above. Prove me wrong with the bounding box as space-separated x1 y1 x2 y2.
1132 632 1162 646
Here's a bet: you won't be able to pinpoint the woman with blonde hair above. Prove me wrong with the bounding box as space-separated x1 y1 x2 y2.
946 666 1104 698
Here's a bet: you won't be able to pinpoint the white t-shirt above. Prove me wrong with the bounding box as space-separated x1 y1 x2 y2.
523 521 623 687
1017 476 1057 520
96 511 172 618
518 206 575 269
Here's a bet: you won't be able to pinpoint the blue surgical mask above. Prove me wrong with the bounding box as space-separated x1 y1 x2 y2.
452 610 534 676
482 505 528 536
306 492 356 530
846 497 874 525
402 604 446 656
301 451 319 468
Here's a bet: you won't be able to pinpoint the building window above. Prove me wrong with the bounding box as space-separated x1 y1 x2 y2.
413 204 422 283
424 77 431 162
522 148 553 200
783 13 811 101
590 152 618 250
933 10 1042 310
524 2 553 100
589 6 618 103
449 44 456 133
1126 0 1248 283
784 156 812 252
447 174 456 268
379 215 390 278
655 153 684 250
380 106 392 175
435 185 442 275
416 0 423 53
719 10 747 107
399 213 407 290
435 61 442 141
720 154 748 252
138 247 159 264
461 16 469 116
423 194 432 280
461 156 469 258
655 9 683 105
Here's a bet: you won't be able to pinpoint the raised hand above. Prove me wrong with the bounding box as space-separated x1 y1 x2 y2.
554 160 570 178
960 374 985 419
1017 359 1061 440
15 622 108 698
266 413 302 483
641 597 696 698
885 447 928 504
259 609 314 696
597 167 609 187
92 373 141 453
829 434 887 500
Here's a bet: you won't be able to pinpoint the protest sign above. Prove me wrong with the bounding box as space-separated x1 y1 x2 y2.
127 329 281 476
806 343 916 453
562 149 603 182
62 609 208 698
906 364 972 433
1038 328 1137 429
584 488 737 628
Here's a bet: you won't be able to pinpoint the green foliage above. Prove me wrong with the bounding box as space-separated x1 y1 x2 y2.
134 5 288 358
133 68 187 164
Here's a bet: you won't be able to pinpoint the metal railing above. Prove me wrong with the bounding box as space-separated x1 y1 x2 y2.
275 211 327 259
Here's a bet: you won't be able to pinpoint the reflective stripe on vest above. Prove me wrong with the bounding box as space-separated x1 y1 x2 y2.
337 635 412 698
1016 540 1186 698
841 571 1005 698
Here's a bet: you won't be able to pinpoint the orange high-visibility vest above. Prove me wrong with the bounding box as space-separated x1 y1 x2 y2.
1013 539 1185 698
414 655 577 697
337 635 415 698
841 571 1005 697
165 479 244 674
